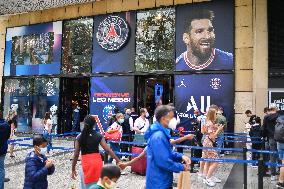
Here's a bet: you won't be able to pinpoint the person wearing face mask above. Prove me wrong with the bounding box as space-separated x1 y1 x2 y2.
133 108 150 134
90 164 121 189
144 105 191 189
24 135 55 189
107 113 124 164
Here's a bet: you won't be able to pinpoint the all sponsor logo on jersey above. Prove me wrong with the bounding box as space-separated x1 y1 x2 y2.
96 15 129 51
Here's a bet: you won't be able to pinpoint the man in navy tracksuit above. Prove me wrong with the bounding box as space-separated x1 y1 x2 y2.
144 105 190 189
0 115 10 189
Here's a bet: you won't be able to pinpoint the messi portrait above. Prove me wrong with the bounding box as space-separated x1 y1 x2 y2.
175 0 234 71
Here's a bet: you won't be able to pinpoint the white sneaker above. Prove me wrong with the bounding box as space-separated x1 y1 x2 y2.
198 173 205 180
121 171 127 175
205 177 216 187
271 176 277 181
211 176 221 183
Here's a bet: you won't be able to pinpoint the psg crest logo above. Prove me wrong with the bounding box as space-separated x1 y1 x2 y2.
103 104 116 123
96 15 129 51
210 78 222 90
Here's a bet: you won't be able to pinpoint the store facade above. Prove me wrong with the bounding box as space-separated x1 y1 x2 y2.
0 0 268 134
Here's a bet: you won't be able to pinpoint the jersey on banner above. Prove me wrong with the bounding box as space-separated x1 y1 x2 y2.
90 76 134 130
175 74 234 131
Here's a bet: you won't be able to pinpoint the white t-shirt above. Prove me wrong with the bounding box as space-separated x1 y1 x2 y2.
129 117 134 131
134 117 149 133
108 122 123 134
44 119 52 131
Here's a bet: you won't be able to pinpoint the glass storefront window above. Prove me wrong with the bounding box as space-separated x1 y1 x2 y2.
3 78 59 133
3 78 32 132
135 8 175 72
62 18 93 74
32 78 59 133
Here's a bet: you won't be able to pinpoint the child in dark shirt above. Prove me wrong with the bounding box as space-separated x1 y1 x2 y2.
23 135 55 189
90 164 121 189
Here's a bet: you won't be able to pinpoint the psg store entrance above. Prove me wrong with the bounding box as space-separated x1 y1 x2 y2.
59 78 90 134
136 75 174 117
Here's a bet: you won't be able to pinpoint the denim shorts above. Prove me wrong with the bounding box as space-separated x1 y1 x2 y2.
277 142 284 160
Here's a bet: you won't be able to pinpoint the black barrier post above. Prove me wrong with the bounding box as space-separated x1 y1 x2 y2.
258 160 264 189
243 147 247 189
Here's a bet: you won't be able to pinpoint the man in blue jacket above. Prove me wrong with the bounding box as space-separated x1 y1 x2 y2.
144 105 190 189
0 113 10 189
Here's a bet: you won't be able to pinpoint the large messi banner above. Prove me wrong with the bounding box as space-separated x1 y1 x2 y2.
175 74 234 132
90 76 134 131
175 0 234 71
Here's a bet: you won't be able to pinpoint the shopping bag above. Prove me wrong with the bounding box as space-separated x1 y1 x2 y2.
104 130 122 141
177 171 191 189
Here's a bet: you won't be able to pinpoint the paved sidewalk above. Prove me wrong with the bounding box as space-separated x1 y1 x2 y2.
3 137 279 189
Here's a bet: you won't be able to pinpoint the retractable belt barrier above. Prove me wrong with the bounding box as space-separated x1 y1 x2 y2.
11 134 283 189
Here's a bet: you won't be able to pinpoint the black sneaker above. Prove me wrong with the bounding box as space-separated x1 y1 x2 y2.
276 182 284 188
4 178 10 182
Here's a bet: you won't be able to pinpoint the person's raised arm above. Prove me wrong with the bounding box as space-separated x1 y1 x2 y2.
170 134 194 145
118 149 146 170
210 125 224 139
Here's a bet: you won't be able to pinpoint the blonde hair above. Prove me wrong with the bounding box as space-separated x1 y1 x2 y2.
6 110 16 121
206 108 216 123
116 113 124 119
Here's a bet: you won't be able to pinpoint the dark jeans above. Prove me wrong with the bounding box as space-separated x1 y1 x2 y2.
121 135 132 154
251 142 262 160
43 130 52 153
0 154 5 189
109 143 120 163
269 138 278 176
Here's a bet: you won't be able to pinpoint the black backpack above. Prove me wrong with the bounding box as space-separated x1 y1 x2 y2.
249 125 262 138
274 116 284 143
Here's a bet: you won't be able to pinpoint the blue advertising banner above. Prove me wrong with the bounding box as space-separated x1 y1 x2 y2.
90 76 134 131
4 21 62 76
175 74 234 131
92 12 136 73
175 0 234 71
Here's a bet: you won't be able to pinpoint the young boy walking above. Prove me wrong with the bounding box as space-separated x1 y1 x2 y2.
24 135 55 189
90 164 121 189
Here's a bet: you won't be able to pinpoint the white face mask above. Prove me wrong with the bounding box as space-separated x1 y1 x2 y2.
38 147 48 156
168 118 178 130
146 112 149 118
104 180 116 189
